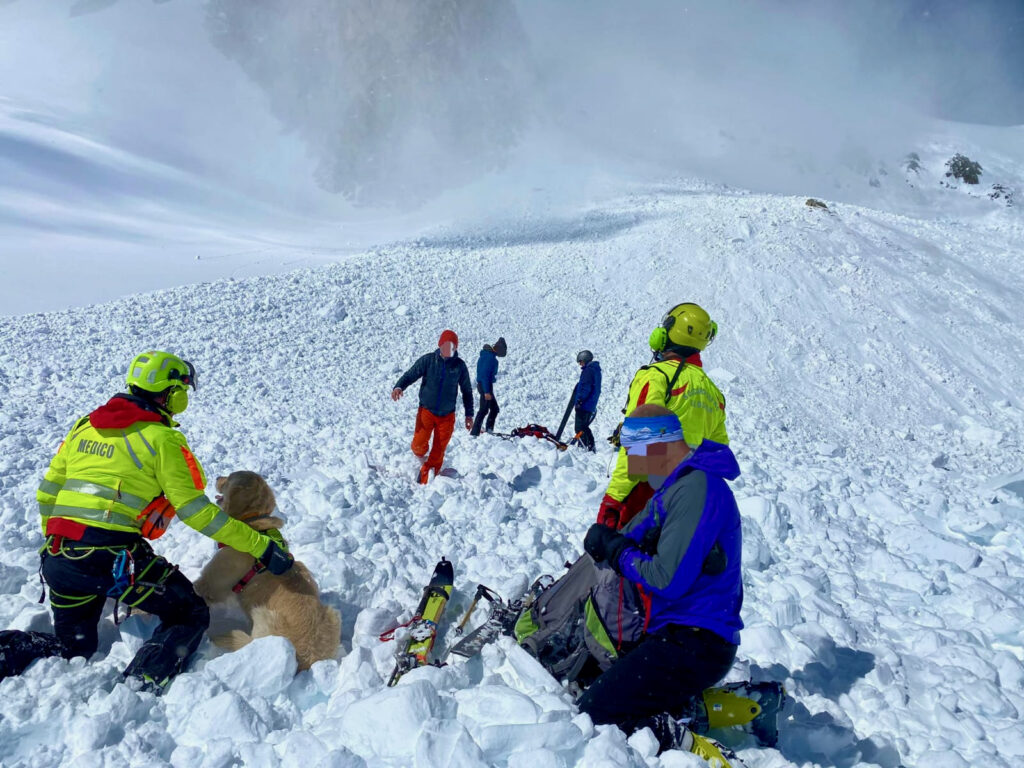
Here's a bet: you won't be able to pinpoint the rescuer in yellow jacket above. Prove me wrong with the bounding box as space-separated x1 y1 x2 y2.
597 304 729 529
24 350 294 693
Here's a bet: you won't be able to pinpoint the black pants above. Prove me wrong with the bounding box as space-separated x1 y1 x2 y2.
574 408 596 452
470 386 500 436
578 625 736 747
39 536 209 686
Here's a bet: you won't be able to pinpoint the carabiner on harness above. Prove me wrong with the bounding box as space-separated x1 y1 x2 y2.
108 549 136 596
108 549 136 625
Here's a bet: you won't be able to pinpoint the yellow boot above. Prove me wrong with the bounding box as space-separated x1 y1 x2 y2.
702 681 786 746
680 729 740 767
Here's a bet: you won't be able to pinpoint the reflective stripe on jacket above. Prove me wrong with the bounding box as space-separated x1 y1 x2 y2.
37 396 269 558
605 357 728 503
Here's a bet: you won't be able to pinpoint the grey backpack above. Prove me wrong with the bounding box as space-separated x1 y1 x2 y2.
515 554 648 683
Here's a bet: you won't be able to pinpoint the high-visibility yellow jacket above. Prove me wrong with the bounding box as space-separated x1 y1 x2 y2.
36 395 271 558
605 356 729 502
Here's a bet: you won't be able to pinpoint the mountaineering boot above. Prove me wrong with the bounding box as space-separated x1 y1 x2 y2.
644 714 741 765
683 730 741 767
131 673 172 696
703 681 787 747
745 681 786 746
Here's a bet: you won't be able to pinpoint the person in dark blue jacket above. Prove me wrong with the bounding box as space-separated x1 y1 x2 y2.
574 350 602 452
579 404 742 759
392 330 474 483
470 337 507 436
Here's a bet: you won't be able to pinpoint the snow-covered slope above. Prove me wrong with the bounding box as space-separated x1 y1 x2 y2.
1 180 1023 767
3 3 1024 766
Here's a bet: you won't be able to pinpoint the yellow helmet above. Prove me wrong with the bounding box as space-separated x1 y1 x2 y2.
125 351 197 414
648 303 718 352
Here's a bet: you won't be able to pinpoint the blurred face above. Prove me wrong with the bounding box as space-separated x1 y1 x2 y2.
626 440 691 478
439 341 455 358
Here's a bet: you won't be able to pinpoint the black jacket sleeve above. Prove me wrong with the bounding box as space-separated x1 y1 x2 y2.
459 361 475 418
395 354 430 391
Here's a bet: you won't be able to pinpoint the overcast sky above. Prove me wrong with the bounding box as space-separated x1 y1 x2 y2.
1 0 1021 210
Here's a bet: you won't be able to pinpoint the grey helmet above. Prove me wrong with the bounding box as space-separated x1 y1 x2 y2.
576 350 594 364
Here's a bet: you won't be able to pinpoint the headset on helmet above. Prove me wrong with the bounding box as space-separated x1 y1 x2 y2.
648 303 718 353
576 350 594 364
126 351 197 415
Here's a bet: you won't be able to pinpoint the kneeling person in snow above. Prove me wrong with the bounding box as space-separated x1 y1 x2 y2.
579 404 743 760
391 330 474 483
0 351 293 692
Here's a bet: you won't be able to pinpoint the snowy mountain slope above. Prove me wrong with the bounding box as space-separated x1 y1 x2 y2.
1 181 1023 767
0 99 435 317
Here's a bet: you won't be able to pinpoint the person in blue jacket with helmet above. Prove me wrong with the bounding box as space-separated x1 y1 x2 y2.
574 350 602 452
579 403 743 763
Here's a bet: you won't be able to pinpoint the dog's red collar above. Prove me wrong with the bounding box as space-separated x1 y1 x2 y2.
232 562 266 593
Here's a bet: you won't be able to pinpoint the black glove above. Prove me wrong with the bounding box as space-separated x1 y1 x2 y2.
584 523 630 572
259 540 294 575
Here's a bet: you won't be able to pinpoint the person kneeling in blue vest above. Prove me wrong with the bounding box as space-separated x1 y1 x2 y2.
579 404 743 763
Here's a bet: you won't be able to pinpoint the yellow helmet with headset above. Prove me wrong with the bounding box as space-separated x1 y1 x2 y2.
126 350 197 415
648 303 718 353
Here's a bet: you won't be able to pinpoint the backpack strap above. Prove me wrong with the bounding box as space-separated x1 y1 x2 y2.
623 360 685 413
662 360 686 404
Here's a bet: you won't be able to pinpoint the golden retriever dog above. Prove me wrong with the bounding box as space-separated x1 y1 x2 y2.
193 471 341 670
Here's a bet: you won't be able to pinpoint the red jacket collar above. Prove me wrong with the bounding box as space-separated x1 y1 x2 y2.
89 395 166 430
664 352 703 368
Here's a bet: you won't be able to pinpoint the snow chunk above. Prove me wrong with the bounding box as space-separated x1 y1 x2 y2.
507 748 567 768
337 680 445 760
490 638 565 696
476 721 584 761
335 645 383 694
317 300 348 322
577 725 649 767
706 367 737 384
0 562 28 595
274 730 332 766
626 726 660 758
885 527 981 570
173 691 268 747
204 635 298 699
455 685 542 728
814 442 845 457
961 421 1003 446
738 495 789 542
414 718 487 768
66 710 117 755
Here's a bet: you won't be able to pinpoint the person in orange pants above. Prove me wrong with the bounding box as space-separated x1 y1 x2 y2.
411 408 456 482
392 330 474 483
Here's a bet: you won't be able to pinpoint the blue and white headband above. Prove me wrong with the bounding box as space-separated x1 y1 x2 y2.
620 414 684 452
